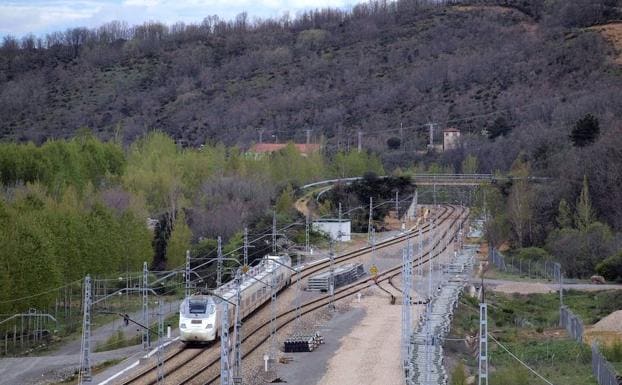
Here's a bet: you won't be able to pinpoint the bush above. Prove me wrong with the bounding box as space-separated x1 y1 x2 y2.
596 252 622 282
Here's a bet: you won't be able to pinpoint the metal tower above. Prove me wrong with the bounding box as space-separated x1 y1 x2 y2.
217 236 223 288
367 196 373 243
371 227 377 268
401 242 413 371
478 304 489 385
305 215 310 254
269 267 277 360
417 227 423 277
142 262 150 350
337 202 342 254
79 275 92 383
232 271 243 383
185 250 191 297
243 227 249 268
156 300 164 384
395 190 399 220
220 299 232 385
328 239 335 310
272 210 277 254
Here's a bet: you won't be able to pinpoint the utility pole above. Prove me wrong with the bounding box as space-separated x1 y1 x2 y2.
305 215 310 254
337 202 342 255
269 267 277 361
156 301 164 384
428 219 435 298
185 250 191 298
371 227 376 269
428 122 434 148
79 275 92 384
232 271 243 383
367 196 373 243
220 298 231 385
357 130 362 153
142 262 149 350
329 239 335 311
305 129 311 145
395 190 399 221
217 236 223 288
243 227 249 268
478 278 488 385
401 241 413 371
418 227 424 277
272 210 277 254
258 128 264 144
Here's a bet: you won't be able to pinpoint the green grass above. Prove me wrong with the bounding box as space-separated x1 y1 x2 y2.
55 358 125 384
447 290 622 385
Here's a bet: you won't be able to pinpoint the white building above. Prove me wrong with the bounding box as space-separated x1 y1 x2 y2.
312 219 351 241
443 127 461 151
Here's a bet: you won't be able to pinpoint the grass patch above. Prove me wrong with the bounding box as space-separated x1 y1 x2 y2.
94 330 141 352
55 358 124 384
447 290 622 385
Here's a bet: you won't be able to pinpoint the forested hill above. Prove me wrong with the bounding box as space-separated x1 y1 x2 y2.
1 0 620 150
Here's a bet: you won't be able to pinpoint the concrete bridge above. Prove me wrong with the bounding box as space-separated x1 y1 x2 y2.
301 174 549 190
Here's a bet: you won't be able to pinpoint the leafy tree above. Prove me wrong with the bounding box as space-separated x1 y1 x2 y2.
570 114 600 147
461 154 478 174
556 198 573 229
275 184 296 220
596 252 622 282
167 210 192 269
575 175 594 232
507 154 534 247
386 137 401 150
516 247 551 261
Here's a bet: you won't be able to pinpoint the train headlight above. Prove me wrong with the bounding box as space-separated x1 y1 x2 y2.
180 323 187 329
205 323 213 329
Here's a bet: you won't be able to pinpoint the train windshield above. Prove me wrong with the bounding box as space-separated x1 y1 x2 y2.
189 300 214 314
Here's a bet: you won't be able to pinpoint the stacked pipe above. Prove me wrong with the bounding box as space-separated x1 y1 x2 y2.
307 263 365 292
283 332 324 353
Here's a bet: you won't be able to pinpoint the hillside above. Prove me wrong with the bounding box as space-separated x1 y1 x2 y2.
2 0 622 229
0 0 619 147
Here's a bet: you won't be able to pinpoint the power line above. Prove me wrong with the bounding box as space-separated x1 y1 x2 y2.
488 333 555 385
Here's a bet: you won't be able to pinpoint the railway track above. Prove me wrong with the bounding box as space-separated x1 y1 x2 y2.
118 205 466 385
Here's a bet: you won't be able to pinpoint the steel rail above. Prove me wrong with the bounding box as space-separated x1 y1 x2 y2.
118 205 461 385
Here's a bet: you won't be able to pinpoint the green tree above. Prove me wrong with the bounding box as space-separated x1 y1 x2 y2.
275 184 296 220
507 154 534 247
556 198 573 229
167 210 192 269
596 252 622 282
570 113 600 147
575 175 594 232
461 154 479 174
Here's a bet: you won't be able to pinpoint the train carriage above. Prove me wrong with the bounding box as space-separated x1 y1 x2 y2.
179 254 292 344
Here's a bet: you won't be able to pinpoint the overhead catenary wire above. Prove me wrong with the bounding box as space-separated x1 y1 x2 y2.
488 333 555 385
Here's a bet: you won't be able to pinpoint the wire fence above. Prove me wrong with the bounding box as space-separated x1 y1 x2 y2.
559 305 584 343
488 248 560 281
591 342 621 385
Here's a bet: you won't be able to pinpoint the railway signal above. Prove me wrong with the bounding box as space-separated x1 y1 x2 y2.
369 264 378 277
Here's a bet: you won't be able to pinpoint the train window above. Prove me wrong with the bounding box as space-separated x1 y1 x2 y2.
189 300 207 314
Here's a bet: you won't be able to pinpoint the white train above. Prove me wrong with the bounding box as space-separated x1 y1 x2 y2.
179 254 293 344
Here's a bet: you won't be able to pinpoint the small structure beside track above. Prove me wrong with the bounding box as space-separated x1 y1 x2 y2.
307 263 365 292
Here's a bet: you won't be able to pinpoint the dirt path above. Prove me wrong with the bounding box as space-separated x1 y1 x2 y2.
316 291 422 385
478 278 622 294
